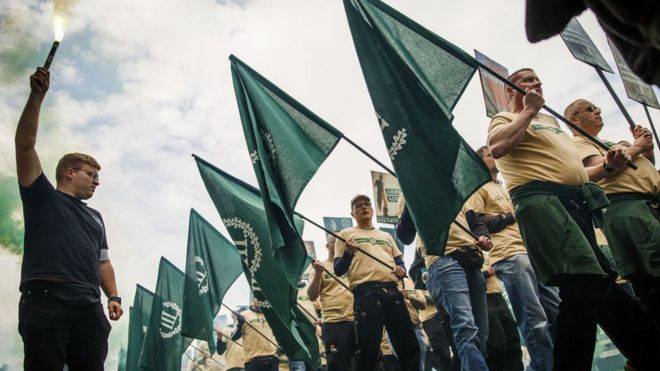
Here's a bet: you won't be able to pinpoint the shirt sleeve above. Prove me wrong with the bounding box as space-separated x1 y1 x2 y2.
487 112 514 137
19 172 55 210
573 139 602 162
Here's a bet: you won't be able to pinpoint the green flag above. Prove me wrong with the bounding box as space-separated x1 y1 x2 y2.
230 55 342 284
194 155 319 366
139 258 192 371
181 209 244 354
344 0 490 255
126 285 154 371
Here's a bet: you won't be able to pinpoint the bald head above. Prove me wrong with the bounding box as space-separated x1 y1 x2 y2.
564 99 603 136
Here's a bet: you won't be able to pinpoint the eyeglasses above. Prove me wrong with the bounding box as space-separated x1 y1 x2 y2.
573 105 601 116
72 168 99 182
352 201 371 209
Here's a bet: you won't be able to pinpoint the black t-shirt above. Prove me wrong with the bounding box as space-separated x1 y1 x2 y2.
19 173 108 305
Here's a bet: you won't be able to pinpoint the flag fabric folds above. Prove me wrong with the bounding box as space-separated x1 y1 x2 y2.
230 55 342 284
344 0 490 255
139 258 192 371
126 284 154 371
194 155 319 366
181 209 244 354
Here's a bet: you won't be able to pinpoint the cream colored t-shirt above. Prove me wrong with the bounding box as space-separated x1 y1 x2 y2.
420 206 476 268
483 256 503 294
297 287 319 324
465 181 527 264
221 325 246 370
309 261 354 322
573 135 659 195
335 227 401 289
240 309 278 361
488 112 588 191
402 278 422 326
380 330 394 356
418 290 438 322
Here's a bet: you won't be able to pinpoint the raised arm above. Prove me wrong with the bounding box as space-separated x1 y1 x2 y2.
488 90 544 159
16 68 49 187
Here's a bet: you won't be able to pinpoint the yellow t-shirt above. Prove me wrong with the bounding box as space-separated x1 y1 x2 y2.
420 206 476 268
241 309 278 361
297 287 319 324
418 290 438 322
335 227 401 289
221 326 246 369
595 228 609 246
465 181 527 264
488 112 588 191
402 278 422 326
380 330 394 356
309 261 354 322
572 135 659 195
483 257 503 294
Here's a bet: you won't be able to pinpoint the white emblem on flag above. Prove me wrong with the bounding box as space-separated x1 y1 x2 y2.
195 256 209 295
159 301 182 339
388 129 408 160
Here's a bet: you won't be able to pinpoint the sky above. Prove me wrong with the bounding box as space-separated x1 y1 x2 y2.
1 0 659 369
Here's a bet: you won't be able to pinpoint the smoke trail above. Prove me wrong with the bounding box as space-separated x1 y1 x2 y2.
0 176 24 255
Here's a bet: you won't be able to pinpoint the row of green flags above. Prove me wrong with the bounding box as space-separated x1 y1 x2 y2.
122 0 497 368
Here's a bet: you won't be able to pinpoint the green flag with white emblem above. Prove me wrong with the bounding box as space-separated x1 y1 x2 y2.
181 209 244 354
126 285 153 371
194 155 319 366
139 258 192 371
344 0 490 255
230 55 342 284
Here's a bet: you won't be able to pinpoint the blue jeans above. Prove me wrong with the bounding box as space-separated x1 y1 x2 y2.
426 256 488 371
414 326 427 371
492 253 556 371
288 360 306 371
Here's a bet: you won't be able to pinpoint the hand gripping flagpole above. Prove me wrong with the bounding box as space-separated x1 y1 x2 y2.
643 105 660 149
474 61 638 170
188 343 226 367
305 255 352 293
183 350 204 371
221 303 284 353
217 330 244 348
340 135 481 240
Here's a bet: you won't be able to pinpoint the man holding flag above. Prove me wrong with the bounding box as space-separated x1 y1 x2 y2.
231 298 281 371
487 68 660 370
565 98 660 325
334 194 419 371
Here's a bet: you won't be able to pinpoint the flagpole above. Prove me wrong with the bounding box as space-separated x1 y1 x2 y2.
296 213 398 272
297 303 319 324
183 350 203 371
188 343 225 367
474 60 637 170
340 135 480 240
643 104 660 149
221 303 284 353
595 68 636 129
305 256 352 293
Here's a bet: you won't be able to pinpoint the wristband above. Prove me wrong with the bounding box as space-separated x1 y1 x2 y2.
602 162 615 172
108 296 122 305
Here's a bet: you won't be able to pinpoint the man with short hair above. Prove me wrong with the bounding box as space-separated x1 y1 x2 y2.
487 68 660 370
308 235 355 371
467 146 557 371
15 67 122 370
565 98 660 324
334 194 419 371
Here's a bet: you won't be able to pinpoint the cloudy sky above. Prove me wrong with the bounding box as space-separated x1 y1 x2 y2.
1 0 658 368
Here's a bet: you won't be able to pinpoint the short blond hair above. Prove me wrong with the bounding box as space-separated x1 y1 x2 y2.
507 68 535 84
56 153 101 183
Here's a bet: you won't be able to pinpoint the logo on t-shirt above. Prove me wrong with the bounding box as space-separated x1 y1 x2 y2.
530 123 563 135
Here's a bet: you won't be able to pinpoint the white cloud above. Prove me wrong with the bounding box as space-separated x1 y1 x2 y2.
1 0 658 369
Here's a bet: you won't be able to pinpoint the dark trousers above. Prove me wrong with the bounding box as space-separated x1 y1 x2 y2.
245 355 278 371
422 308 459 371
353 282 420 371
18 284 110 371
485 293 523 371
629 274 660 326
321 321 355 371
553 197 660 371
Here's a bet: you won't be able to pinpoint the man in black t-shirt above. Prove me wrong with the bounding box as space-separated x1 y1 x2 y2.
15 67 123 371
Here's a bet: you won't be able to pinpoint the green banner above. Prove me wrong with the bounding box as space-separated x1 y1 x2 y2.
344 0 490 255
139 258 192 371
230 55 342 285
126 284 153 371
194 155 318 366
181 209 244 354
560 18 613 73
